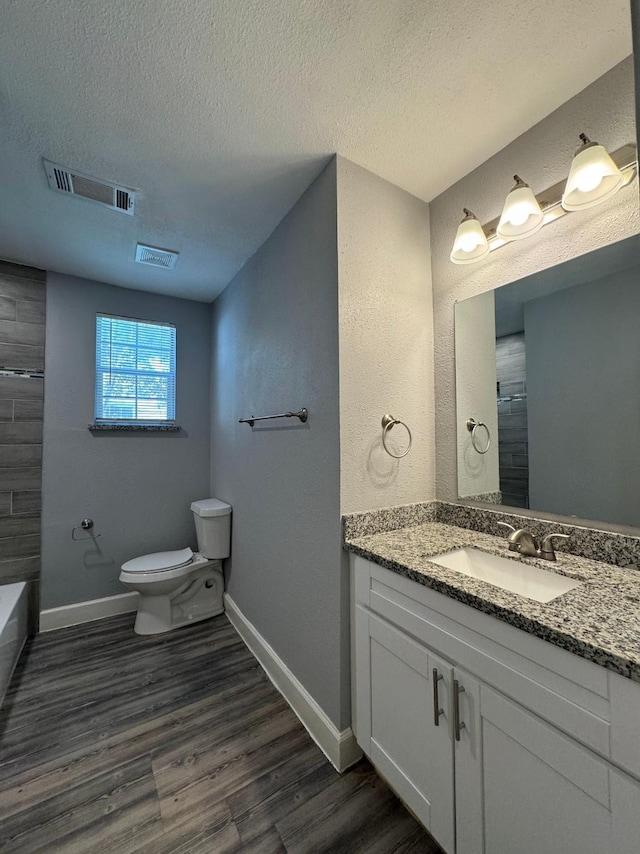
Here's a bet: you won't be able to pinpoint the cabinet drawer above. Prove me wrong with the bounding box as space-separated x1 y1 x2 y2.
363 559 611 758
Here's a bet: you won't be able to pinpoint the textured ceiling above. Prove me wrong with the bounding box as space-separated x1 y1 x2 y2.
0 0 632 301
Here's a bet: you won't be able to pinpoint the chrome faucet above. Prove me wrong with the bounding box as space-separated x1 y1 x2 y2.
496 523 570 561
499 524 540 557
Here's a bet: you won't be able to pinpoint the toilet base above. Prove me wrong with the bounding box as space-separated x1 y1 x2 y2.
133 561 224 636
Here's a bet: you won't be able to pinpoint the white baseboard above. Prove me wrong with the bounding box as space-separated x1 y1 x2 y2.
224 593 361 773
40 592 139 632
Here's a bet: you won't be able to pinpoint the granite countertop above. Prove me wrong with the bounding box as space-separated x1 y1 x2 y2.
344 521 640 682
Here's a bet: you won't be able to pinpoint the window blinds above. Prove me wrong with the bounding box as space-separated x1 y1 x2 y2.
95 314 176 423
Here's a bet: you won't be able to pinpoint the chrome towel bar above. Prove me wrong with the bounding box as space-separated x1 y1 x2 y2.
239 408 308 427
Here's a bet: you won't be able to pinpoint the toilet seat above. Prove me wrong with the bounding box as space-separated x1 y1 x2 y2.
121 547 194 575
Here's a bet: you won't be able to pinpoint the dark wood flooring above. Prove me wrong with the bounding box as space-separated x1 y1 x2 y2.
0 613 441 853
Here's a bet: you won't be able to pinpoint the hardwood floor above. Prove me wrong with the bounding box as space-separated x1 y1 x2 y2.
0 613 442 853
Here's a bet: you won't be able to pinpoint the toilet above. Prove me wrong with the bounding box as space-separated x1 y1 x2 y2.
119 498 232 635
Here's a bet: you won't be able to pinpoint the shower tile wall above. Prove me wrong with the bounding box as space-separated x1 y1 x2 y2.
496 333 529 509
0 261 45 630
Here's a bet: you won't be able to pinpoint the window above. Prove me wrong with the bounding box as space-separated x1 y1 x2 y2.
95 314 176 424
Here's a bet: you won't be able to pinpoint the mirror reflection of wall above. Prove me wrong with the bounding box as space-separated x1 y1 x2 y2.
456 234 640 528
455 291 499 503
495 332 528 508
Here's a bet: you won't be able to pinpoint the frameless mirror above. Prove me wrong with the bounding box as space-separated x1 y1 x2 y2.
455 233 640 528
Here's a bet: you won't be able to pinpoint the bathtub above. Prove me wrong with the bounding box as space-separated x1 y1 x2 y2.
0 582 28 709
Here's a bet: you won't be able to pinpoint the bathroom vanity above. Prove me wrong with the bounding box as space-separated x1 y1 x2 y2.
346 521 640 854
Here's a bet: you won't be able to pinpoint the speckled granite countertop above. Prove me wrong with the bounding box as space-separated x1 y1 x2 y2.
344 521 640 682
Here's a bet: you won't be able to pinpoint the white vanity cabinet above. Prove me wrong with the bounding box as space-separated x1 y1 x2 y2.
361 608 456 852
351 555 640 854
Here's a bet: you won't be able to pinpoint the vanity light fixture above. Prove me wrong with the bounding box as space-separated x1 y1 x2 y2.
449 137 637 265
496 175 544 240
561 133 625 211
449 208 490 265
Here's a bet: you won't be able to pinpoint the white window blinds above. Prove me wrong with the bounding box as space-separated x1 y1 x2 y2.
95 314 176 423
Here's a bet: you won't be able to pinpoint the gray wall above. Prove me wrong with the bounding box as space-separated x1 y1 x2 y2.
526 268 640 526
0 260 46 629
42 272 211 609
210 160 347 729
336 157 435 513
430 57 639 519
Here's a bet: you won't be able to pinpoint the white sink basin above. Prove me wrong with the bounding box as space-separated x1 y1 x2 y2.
428 548 582 603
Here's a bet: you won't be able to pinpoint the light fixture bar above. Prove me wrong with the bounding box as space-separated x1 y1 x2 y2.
482 143 637 253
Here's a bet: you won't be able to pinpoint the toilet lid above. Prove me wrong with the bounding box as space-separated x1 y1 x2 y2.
122 547 194 574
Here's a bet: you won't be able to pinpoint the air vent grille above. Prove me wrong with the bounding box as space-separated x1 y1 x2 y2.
135 244 179 269
43 159 135 215
70 175 114 205
53 167 71 192
116 189 131 212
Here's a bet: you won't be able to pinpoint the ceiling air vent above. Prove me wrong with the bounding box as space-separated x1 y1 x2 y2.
135 244 179 270
43 159 135 215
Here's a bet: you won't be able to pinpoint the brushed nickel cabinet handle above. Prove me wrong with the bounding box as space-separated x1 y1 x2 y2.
432 668 444 726
453 679 466 741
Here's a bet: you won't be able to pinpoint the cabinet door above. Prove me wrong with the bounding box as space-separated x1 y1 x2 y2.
475 684 614 854
365 612 455 853
611 767 640 851
452 668 484 854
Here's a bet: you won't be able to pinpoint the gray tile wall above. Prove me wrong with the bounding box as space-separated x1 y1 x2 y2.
496 333 529 509
0 261 46 631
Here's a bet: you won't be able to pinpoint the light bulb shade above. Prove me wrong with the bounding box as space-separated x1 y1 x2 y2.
562 141 624 211
496 179 544 240
450 211 489 265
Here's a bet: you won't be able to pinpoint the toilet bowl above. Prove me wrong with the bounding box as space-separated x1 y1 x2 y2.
119 498 231 635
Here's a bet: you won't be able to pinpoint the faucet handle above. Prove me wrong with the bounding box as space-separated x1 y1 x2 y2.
540 532 570 561
496 521 516 536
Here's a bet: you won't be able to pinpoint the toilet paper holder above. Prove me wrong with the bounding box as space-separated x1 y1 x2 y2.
72 518 101 541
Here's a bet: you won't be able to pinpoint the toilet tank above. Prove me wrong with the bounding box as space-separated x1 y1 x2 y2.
190 498 232 559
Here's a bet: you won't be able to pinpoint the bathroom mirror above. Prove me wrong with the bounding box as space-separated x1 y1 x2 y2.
454 233 640 528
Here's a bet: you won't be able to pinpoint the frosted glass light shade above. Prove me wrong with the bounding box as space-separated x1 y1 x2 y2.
496 176 544 240
450 209 489 265
562 134 624 211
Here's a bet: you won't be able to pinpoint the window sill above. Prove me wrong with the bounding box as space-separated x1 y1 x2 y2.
88 424 182 432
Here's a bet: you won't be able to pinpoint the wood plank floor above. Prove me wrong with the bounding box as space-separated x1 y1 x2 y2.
0 613 442 853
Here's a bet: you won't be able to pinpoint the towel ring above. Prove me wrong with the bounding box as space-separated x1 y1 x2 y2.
381 414 412 459
466 418 491 455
